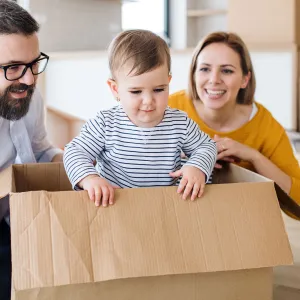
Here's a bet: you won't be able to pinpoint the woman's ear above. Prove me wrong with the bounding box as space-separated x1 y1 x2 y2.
107 78 119 100
241 71 251 89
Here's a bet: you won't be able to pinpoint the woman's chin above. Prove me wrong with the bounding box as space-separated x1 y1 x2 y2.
202 98 228 110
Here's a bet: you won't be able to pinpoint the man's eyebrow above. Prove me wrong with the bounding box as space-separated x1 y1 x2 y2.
0 54 41 66
4 60 23 64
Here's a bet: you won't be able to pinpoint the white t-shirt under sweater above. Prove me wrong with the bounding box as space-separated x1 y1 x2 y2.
64 106 217 188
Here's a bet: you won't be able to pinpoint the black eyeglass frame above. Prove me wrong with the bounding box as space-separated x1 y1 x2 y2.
0 52 49 81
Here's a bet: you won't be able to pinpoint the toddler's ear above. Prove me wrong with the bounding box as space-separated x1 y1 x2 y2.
107 78 119 100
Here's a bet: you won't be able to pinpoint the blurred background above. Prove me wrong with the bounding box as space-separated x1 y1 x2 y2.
16 1 300 298
15 0 299 149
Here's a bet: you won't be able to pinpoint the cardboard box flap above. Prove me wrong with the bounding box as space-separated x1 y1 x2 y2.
213 163 270 184
11 182 293 291
214 164 300 218
0 165 15 198
13 163 72 192
274 183 300 219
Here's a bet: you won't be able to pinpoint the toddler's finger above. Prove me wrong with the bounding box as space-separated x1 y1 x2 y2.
101 186 110 207
177 177 187 194
182 182 193 200
170 170 182 178
198 185 205 198
214 163 223 169
109 186 115 205
87 187 95 202
94 188 102 207
191 184 200 201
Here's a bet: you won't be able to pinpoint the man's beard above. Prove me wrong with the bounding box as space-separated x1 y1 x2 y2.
0 83 35 121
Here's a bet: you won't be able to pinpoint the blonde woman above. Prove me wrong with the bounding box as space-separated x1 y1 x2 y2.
169 31 300 219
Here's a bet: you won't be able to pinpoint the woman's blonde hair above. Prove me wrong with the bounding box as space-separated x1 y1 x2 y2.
188 31 256 105
108 29 171 79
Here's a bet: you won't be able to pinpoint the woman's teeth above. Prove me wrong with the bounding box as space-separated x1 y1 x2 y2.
206 89 226 95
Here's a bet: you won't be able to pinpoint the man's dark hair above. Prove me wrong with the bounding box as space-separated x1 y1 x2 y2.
0 0 39 35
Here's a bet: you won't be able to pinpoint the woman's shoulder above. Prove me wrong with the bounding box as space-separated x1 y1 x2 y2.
168 90 191 108
254 102 285 132
248 102 287 149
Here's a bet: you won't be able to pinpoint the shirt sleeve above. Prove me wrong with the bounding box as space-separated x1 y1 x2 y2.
268 130 300 206
63 112 106 188
182 118 217 182
31 90 63 162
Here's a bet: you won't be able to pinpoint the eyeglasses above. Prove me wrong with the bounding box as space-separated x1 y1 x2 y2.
0 52 49 81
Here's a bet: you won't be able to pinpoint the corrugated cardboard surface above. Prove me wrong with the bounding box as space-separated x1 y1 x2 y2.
0 165 14 197
10 183 292 291
13 163 71 193
0 165 14 220
14 268 273 300
213 163 270 184
215 165 300 218
5 163 293 299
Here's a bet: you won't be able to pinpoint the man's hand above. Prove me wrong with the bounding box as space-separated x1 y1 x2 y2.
78 175 116 207
170 166 206 200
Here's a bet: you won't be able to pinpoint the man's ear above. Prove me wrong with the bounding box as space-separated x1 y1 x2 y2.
168 73 172 83
107 78 119 100
241 71 251 89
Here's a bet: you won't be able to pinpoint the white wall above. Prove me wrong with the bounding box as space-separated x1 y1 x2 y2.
45 53 113 121
28 0 121 52
44 49 296 130
46 110 70 149
251 51 295 129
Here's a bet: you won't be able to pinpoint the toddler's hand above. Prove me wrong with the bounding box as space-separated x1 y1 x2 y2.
78 175 115 207
170 166 206 200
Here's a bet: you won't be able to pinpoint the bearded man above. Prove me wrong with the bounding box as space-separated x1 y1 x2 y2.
0 2 63 299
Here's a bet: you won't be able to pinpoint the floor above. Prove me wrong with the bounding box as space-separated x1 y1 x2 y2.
273 212 300 299
274 285 300 300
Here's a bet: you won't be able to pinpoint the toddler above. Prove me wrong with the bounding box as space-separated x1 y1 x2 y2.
64 30 217 207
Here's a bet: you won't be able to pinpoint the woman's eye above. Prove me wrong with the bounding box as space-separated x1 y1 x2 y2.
199 67 209 72
222 69 234 74
154 88 165 93
130 90 142 94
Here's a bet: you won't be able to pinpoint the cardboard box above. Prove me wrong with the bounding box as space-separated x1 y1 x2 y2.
0 162 297 300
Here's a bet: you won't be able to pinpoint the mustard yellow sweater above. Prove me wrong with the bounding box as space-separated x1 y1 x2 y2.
169 90 300 208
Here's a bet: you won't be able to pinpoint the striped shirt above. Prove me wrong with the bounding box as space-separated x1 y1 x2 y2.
64 106 217 189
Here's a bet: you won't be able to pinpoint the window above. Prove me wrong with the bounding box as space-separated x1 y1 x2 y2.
122 0 169 43
17 0 29 10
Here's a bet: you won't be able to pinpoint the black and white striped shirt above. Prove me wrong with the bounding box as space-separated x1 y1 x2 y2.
64 106 217 188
